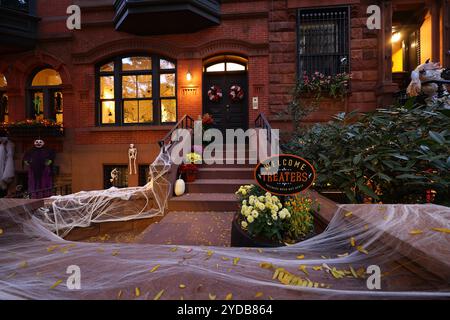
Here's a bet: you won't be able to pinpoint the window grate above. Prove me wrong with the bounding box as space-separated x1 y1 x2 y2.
297 7 350 77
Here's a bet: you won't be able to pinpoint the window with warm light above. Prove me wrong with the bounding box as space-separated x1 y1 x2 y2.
97 55 177 126
27 68 63 124
0 74 8 123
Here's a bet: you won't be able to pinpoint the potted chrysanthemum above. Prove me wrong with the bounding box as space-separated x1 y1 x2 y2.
231 184 317 247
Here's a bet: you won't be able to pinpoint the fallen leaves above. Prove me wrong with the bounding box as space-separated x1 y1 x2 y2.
150 264 161 273
298 265 309 276
47 245 59 253
432 227 450 234
344 211 353 217
225 293 233 300
179 284 186 289
209 293 217 300
350 237 356 247
135 287 141 297
272 268 321 288
117 290 123 299
206 250 214 260
409 229 424 235
255 292 264 298
356 246 369 255
259 262 273 269
154 289 165 300
50 279 63 289
296 255 305 260
233 257 240 265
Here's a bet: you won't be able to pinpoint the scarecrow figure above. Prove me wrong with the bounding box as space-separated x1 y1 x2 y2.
23 139 55 198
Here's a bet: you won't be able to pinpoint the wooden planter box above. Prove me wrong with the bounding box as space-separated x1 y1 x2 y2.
5 125 64 137
230 214 315 248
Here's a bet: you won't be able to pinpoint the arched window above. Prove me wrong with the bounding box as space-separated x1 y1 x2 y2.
0 74 7 123
27 68 63 124
204 55 248 73
97 55 177 126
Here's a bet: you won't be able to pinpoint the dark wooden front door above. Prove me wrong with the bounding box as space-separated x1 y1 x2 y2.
203 72 248 132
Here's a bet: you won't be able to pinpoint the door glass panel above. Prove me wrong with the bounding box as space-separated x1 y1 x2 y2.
32 91 44 120
160 73 176 97
206 63 225 73
161 99 177 123
54 91 64 124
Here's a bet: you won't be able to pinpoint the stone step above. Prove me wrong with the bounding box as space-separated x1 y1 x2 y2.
199 162 256 168
187 179 254 193
197 167 254 180
168 193 239 212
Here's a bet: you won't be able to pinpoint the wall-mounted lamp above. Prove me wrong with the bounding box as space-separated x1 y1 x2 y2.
392 32 401 43
186 70 192 82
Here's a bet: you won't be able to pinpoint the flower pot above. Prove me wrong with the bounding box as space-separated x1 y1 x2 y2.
231 214 316 248
185 171 197 183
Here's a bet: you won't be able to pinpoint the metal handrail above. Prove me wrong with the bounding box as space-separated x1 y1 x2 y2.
158 115 195 153
255 113 278 144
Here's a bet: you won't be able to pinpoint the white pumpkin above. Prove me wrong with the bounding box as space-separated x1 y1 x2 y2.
174 178 186 196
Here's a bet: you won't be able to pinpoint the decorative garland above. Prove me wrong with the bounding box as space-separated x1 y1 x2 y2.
208 85 223 102
229 85 245 103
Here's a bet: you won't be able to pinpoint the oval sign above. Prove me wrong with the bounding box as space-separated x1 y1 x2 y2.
254 154 316 196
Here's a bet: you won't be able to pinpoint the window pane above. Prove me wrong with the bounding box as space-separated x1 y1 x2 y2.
104 165 128 189
124 100 153 123
160 59 175 70
0 74 6 88
206 63 225 72
100 76 115 99
100 62 114 73
160 73 176 97
161 99 177 123
137 75 152 98
124 100 139 124
138 100 153 123
32 69 62 86
226 62 246 72
122 76 137 99
0 93 8 123
122 57 152 71
102 101 116 124
54 91 63 124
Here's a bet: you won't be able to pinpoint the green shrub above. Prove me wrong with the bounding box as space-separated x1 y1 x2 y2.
284 102 450 205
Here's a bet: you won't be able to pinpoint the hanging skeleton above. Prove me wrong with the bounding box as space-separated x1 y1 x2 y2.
128 144 137 175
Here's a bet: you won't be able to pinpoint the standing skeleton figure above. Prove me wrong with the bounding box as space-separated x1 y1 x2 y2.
128 144 137 175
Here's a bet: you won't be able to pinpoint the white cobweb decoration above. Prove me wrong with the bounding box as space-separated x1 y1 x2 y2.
33 148 172 238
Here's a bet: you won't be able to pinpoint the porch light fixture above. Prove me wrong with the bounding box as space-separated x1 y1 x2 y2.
392 32 401 43
186 70 192 82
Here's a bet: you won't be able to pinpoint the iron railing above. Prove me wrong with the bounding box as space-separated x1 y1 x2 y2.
255 113 279 146
297 7 350 77
11 184 72 199
158 115 195 153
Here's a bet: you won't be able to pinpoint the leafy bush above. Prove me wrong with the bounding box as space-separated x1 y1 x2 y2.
284 103 450 205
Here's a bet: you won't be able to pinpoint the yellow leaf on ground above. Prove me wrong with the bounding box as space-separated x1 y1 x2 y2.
154 289 165 300
206 250 214 259
117 290 123 299
409 229 424 235
135 287 141 297
349 266 358 278
298 265 309 275
432 228 450 234
150 264 161 273
221 257 230 261
233 257 240 265
344 211 353 217
179 284 186 289
296 255 305 260
257 249 263 254
225 293 233 300
356 246 369 255
350 237 356 247
255 292 264 298
19 261 28 269
0 228 3 235
312 266 322 271
259 262 273 269
337 253 349 258
170 247 178 252
112 250 119 256
209 293 216 300
50 280 63 289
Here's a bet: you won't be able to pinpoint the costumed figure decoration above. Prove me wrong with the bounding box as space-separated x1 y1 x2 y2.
0 137 15 196
128 144 137 175
407 59 450 108
23 139 55 198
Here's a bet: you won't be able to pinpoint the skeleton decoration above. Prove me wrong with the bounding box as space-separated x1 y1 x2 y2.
407 59 450 107
110 168 119 184
0 137 15 194
23 139 55 198
128 144 137 175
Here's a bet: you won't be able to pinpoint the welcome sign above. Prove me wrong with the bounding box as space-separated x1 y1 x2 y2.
254 154 316 196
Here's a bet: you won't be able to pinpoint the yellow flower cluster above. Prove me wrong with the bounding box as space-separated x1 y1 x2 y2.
185 152 202 164
235 184 254 197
